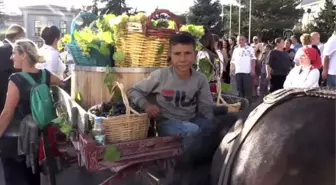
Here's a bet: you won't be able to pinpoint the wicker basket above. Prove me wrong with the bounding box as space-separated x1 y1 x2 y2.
67 12 111 67
214 78 243 112
88 82 149 143
115 9 181 67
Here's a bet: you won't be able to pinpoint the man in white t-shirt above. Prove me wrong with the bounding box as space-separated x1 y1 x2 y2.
322 32 336 87
311 32 324 56
230 35 256 103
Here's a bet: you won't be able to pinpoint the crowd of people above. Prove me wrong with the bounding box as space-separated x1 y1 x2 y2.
203 31 336 103
0 21 335 185
0 24 64 185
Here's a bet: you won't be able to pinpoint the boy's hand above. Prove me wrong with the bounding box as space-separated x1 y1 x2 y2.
144 103 160 118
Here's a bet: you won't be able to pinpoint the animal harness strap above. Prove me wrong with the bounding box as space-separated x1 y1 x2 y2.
218 88 313 185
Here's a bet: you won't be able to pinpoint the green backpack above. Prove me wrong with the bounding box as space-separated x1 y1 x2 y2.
19 70 56 129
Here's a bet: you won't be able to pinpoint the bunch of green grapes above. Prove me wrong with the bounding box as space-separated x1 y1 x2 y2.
180 25 205 39
168 21 176 29
129 13 146 23
78 40 91 56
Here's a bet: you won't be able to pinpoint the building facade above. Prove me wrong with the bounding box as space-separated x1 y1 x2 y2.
297 0 336 27
2 5 77 47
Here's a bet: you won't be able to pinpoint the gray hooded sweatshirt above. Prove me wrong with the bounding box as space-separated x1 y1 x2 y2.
128 66 214 121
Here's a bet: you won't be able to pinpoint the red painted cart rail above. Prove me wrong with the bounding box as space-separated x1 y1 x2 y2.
52 86 182 185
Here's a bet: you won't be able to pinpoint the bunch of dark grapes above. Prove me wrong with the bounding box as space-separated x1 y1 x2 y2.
90 99 145 117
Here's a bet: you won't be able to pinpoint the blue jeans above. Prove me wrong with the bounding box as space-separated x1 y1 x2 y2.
157 118 211 151
327 75 336 88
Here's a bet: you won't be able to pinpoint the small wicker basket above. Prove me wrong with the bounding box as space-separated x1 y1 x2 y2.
88 82 149 143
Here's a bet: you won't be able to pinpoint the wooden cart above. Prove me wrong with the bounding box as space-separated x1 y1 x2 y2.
52 86 182 185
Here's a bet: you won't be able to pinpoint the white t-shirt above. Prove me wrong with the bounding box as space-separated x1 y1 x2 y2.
231 46 256 74
323 35 336 75
283 65 320 89
37 45 66 80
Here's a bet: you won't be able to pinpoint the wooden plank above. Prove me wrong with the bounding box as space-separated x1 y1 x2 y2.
93 136 182 159
95 148 180 171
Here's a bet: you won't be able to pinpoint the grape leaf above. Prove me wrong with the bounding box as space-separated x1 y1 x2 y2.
60 124 73 136
87 42 99 51
99 43 110 56
103 145 120 162
157 43 165 56
99 31 113 44
51 116 64 124
198 58 213 81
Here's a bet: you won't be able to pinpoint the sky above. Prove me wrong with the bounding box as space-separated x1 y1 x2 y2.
3 0 195 14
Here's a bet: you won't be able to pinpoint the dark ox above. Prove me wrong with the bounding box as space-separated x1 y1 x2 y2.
165 92 335 185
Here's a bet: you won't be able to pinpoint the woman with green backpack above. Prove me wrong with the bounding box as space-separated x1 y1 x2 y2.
0 39 62 185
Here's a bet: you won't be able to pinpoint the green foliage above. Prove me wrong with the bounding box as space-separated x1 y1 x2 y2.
198 58 213 81
312 0 336 42
99 0 131 15
188 0 224 35
103 145 120 161
221 0 303 41
51 111 73 137
103 66 116 94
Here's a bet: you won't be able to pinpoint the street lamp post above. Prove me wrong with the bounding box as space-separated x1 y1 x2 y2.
229 4 232 37
248 0 252 42
238 0 241 34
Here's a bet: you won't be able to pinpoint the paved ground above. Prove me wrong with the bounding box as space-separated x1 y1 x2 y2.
0 160 148 185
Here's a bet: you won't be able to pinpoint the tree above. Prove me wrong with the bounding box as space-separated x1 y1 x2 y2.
99 0 131 15
222 0 303 41
91 0 99 15
312 0 336 42
188 0 224 35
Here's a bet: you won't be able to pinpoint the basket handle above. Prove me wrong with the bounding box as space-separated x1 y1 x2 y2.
70 12 97 43
216 77 228 106
144 9 182 35
109 82 141 115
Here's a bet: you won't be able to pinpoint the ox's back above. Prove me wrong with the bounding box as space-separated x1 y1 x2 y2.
228 96 335 185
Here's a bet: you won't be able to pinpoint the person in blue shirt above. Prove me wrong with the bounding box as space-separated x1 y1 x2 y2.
290 35 302 53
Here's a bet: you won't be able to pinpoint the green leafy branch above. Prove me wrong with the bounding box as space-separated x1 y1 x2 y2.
51 111 73 137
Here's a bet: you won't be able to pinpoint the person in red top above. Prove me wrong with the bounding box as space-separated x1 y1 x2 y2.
307 46 322 69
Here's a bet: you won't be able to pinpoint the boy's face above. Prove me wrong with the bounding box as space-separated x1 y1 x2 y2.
170 43 196 73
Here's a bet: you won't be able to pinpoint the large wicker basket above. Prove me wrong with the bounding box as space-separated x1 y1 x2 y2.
88 82 149 143
115 9 181 67
214 78 244 112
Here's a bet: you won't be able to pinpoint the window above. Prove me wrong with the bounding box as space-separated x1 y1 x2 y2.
34 20 41 36
47 20 54 26
60 21 67 34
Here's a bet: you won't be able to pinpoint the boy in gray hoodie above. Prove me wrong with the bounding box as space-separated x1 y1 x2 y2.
128 32 214 150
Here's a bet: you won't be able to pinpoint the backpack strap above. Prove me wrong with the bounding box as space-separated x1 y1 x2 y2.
41 69 47 84
18 72 37 86
18 70 47 85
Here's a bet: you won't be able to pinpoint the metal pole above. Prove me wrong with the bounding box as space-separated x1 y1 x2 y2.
222 4 224 23
238 0 241 34
248 0 252 42
229 4 232 37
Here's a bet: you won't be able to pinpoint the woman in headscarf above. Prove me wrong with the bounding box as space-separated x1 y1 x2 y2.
283 47 320 89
